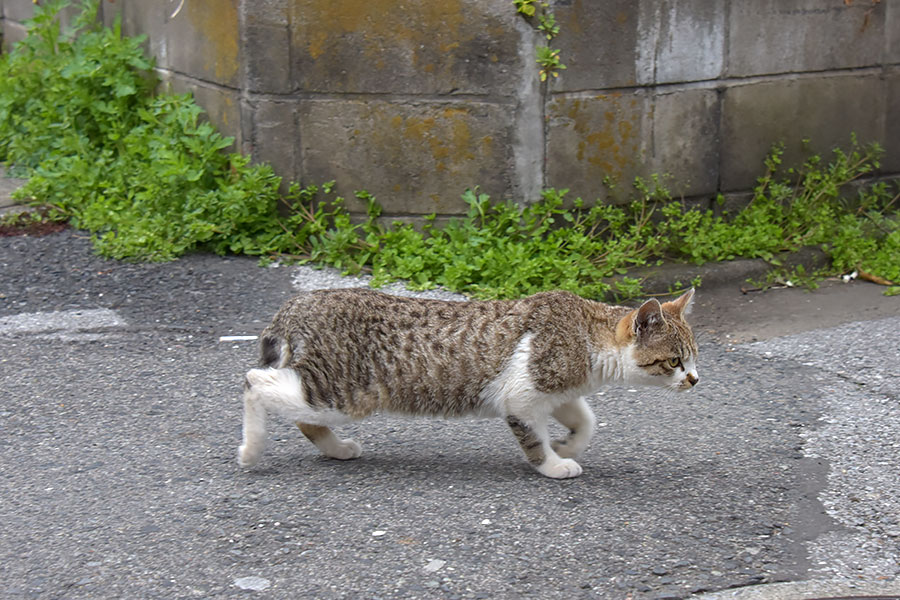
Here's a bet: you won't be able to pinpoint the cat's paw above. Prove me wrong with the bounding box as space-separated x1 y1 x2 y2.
551 439 576 459
538 457 583 479
323 438 362 461
552 437 591 459
237 443 263 468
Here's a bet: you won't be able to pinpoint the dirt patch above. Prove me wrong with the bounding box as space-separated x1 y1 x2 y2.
0 211 69 237
689 278 900 344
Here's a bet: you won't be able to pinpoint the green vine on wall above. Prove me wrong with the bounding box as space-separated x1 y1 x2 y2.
514 0 566 81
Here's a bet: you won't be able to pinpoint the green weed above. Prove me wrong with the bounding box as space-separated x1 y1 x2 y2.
512 0 566 80
1 0 284 261
535 46 566 81
265 142 899 300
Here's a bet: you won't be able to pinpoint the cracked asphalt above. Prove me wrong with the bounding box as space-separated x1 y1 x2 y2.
1 229 898 599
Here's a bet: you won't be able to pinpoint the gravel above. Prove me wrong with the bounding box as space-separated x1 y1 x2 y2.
742 320 900 583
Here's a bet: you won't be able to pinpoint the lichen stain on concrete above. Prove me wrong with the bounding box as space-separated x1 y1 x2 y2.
186 0 239 83
480 135 494 156
356 105 490 178
219 95 234 128
398 109 478 172
564 0 585 35
428 193 447 212
559 95 639 182
294 0 466 68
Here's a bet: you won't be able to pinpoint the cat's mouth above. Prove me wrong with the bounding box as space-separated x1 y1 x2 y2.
673 373 699 390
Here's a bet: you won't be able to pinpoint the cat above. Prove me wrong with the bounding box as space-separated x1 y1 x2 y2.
237 287 698 478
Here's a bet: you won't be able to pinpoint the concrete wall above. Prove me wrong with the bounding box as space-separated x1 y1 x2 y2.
2 0 898 216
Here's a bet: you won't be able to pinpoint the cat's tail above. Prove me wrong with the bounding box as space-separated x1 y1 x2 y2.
258 332 291 368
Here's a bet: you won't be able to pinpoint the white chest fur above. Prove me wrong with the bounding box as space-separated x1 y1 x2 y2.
479 334 636 419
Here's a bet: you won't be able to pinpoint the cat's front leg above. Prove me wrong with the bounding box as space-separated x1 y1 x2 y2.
506 415 583 479
550 397 596 459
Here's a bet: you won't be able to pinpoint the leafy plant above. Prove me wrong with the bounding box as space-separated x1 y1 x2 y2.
2 0 285 261
266 139 899 300
512 0 566 81
650 139 899 294
513 0 543 17
537 12 560 40
536 46 566 81
0 0 152 168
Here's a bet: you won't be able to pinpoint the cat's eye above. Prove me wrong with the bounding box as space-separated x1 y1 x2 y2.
666 357 681 369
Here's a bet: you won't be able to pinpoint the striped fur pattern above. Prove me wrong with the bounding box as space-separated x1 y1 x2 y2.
238 288 699 478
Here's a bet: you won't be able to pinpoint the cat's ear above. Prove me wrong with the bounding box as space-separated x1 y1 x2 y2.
633 298 663 338
663 288 694 319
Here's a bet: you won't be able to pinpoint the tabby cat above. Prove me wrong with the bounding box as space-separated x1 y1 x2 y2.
238 288 698 478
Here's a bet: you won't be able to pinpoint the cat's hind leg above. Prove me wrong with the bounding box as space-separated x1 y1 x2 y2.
550 397 596 459
238 372 269 468
237 367 327 467
506 414 582 479
238 367 362 466
297 423 362 460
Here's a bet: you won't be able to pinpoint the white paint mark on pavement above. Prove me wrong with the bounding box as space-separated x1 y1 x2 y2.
218 335 258 342
233 576 271 591
0 309 126 336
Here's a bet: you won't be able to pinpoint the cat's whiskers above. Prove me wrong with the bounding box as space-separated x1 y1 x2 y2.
663 387 680 401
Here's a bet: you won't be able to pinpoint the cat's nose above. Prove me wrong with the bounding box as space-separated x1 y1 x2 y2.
685 373 699 387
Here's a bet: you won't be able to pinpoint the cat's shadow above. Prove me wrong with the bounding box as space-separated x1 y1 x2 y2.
252 447 679 489
254 448 567 485
248 445 727 501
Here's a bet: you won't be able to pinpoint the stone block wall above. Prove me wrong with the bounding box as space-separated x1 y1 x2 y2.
2 0 898 216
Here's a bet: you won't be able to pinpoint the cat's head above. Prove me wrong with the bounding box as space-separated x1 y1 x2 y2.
619 289 699 391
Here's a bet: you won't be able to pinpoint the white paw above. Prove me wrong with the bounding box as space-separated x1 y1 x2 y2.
237 443 262 468
551 439 578 459
324 438 362 460
538 457 583 479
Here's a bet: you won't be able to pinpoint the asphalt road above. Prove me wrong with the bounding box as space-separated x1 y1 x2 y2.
1 230 898 599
